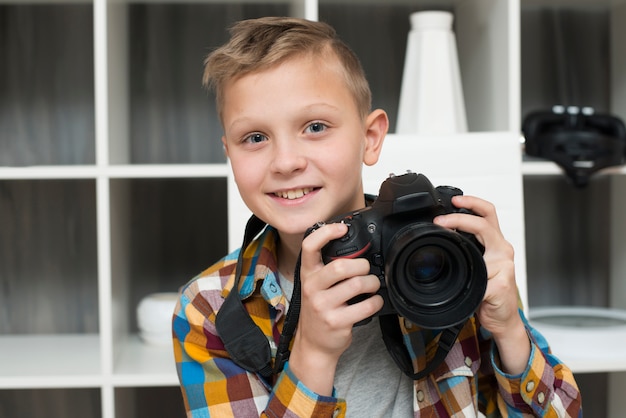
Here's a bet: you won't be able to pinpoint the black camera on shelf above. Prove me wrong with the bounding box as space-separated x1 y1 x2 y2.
315 172 487 329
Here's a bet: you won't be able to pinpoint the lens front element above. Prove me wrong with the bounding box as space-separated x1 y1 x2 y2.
385 224 487 329
408 246 447 284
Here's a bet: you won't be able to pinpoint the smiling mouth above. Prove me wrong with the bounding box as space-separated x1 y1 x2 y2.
274 187 314 200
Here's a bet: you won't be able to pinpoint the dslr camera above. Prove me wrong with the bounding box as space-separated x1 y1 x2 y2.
317 172 487 329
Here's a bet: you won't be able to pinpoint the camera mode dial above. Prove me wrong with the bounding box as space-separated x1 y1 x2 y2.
321 209 378 263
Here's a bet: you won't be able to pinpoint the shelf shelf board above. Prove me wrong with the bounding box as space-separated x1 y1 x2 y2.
0 165 100 180
521 160 626 176
319 0 455 5
522 0 612 9
112 335 178 387
529 318 626 374
0 334 102 389
106 164 229 179
0 164 229 180
0 0 91 4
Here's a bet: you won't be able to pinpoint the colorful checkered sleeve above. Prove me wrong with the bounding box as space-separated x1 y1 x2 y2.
401 310 581 417
173 280 346 417
491 310 582 417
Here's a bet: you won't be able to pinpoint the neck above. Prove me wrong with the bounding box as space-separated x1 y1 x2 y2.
276 232 304 281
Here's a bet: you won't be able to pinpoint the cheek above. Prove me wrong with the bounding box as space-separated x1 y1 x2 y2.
229 156 261 191
324 140 366 171
324 151 365 189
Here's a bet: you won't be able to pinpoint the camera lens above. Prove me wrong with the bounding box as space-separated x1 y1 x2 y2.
385 224 487 329
407 246 447 284
397 240 468 309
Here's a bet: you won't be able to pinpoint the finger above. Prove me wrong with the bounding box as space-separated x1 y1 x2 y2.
341 293 384 324
300 222 348 268
300 257 371 295
432 200 514 280
299 223 371 292
433 211 496 246
451 195 500 224
434 196 504 244
325 273 381 307
434 211 513 266
313 284 384 329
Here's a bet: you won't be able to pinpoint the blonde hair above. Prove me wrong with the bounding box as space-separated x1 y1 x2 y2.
203 17 372 121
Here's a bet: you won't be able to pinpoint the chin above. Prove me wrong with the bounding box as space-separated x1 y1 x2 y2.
266 217 316 236
273 223 311 236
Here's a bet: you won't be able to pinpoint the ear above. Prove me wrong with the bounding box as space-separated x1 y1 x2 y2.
363 109 389 166
221 136 230 159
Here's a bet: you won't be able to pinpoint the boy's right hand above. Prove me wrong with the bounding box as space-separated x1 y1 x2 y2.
287 222 384 396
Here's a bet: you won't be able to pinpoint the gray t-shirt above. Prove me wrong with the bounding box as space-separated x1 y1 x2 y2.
278 273 414 417
334 317 414 417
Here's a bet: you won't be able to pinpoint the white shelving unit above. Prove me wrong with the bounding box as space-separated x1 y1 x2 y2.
1 0 625 416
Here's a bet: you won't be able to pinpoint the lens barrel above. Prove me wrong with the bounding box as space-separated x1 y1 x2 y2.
385 223 487 329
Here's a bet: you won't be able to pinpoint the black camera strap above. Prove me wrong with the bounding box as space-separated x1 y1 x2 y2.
215 214 274 378
215 214 302 380
378 314 464 380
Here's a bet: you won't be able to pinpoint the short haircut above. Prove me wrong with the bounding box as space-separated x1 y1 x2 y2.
203 16 372 122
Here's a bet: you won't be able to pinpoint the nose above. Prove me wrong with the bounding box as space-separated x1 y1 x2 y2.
269 139 307 175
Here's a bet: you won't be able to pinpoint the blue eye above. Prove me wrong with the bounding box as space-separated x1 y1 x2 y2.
244 133 267 144
306 122 327 134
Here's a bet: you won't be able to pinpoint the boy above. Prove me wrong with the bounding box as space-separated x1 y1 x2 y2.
172 16 582 417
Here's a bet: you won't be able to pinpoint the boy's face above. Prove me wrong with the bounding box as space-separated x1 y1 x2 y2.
221 53 385 238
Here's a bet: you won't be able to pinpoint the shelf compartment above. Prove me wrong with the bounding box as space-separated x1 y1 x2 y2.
0 387 101 418
112 335 177 387
320 0 515 133
115 385 183 418
520 0 626 121
0 3 95 166
0 179 99 334
524 175 611 308
0 334 101 389
107 2 292 165
108 177 227 370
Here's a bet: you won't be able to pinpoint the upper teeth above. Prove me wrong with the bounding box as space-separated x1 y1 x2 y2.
275 187 313 200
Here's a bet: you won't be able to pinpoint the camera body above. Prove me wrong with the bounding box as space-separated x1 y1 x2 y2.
318 172 487 329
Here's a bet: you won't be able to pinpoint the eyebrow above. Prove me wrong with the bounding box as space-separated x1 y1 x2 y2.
226 102 343 132
226 116 256 134
302 102 342 112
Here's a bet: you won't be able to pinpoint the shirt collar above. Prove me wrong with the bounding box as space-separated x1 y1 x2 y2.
221 225 280 301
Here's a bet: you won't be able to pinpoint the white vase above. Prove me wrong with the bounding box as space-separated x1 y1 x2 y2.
396 11 468 134
137 292 179 346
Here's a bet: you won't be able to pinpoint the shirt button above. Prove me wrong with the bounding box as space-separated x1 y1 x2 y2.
404 319 413 329
526 380 535 392
537 391 546 404
416 390 425 402
464 356 472 367
269 283 278 293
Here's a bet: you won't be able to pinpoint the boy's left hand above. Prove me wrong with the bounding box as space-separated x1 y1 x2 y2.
433 195 530 374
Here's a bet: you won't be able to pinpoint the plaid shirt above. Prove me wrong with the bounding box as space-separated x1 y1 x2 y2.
173 226 582 417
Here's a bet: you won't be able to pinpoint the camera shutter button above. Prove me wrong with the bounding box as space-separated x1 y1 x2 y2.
340 223 352 242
